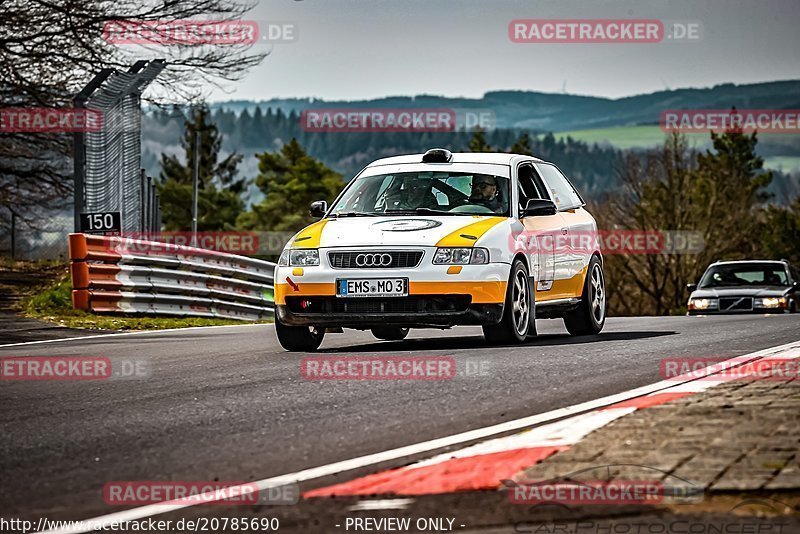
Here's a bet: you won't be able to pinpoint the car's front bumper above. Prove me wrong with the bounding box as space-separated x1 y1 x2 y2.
687 308 790 315
274 260 510 328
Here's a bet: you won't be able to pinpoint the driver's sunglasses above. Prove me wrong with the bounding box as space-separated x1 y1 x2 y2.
474 182 496 189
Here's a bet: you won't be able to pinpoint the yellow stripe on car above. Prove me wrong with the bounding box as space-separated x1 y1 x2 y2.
435 216 506 247
292 219 328 248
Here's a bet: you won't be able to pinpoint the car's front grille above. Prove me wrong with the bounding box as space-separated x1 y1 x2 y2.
719 297 754 311
286 295 471 314
328 251 423 269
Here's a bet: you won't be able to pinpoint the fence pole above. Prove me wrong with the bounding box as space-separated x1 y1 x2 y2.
192 128 200 247
10 211 15 261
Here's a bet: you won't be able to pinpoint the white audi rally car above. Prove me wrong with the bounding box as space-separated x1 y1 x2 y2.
274 149 605 351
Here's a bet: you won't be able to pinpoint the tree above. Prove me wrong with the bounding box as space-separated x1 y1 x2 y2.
157 105 245 231
595 126 774 316
468 128 493 152
237 139 344 232
510 132 533 155
0 0 266 232
760 196 800 264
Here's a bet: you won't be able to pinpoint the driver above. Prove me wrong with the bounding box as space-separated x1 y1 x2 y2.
385 176 438 210
469 175 503 213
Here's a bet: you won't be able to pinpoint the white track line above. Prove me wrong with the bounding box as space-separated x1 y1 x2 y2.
0 323 271 349
38 338 800 534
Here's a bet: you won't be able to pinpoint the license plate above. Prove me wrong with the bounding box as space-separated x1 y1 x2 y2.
336 278 408 298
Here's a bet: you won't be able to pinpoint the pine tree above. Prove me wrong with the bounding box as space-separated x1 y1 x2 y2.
468 128 493 152
237 139 344 232
510 132 533 155
158 105 245 231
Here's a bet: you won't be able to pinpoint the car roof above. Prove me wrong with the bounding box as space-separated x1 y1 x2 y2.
711 260 789 266
366 152 547 168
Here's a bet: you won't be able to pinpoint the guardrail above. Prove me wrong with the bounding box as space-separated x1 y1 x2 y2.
68 233 276 321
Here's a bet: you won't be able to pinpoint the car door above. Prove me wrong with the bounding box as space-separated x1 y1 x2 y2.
516 162 563 296
534 162 595 299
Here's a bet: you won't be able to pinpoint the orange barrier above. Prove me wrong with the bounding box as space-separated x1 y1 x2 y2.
68 233 275 320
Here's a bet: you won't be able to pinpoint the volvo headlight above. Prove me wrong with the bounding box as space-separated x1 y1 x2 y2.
755 297 786 309
280 249 319 266
433 247 489 265
688 298 718 310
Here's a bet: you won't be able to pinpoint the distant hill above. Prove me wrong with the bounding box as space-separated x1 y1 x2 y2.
141 80 800 206
208 80 800 131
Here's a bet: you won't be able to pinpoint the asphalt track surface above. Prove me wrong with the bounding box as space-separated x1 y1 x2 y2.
2 314 800 530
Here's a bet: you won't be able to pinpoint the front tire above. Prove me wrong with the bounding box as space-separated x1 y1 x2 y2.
564 256 606 336
275 320 325 351
483 259 534 345
371 327 409 341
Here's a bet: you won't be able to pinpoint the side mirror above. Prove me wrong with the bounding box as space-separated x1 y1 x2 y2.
793 281 799 289
687 283 698 293
521 198 558 217
309 200 327 219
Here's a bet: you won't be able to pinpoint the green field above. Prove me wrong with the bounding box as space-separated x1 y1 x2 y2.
546 126 800 173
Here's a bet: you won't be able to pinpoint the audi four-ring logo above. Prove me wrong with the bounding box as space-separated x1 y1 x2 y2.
355 253 392 267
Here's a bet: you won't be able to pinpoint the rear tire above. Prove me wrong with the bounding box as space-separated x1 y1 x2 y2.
483 259 534 345
275 320 325 352
371 327 409 341
564 256 606 336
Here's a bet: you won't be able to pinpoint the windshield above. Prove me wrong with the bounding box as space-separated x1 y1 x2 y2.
699 263 790 288
330 171 511 216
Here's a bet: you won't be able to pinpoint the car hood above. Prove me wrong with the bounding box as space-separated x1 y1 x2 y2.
691 287 792 298
289 215 508 248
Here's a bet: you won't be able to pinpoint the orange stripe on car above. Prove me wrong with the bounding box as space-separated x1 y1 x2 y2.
275 281 507 305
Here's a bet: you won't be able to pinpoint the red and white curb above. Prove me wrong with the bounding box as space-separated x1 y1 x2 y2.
38 339 800 534
304 342 800 498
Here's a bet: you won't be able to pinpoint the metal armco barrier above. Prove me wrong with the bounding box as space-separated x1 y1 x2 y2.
69 233 275 321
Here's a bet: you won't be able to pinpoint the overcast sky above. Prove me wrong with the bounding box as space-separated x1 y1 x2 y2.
206 0 800 102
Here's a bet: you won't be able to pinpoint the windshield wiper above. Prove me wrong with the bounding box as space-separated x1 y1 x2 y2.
330 212 379 218
384 208 466 216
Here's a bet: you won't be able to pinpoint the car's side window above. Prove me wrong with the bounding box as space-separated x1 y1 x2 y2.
517 164 548 213
536 163 583 210
791 266 800 283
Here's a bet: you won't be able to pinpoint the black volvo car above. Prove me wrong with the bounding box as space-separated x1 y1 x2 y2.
687 260 800 314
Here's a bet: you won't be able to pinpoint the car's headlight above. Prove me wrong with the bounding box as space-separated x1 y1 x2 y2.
688 298 718 310
755 297 786 309
280 249 320 266
433 247 489 265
